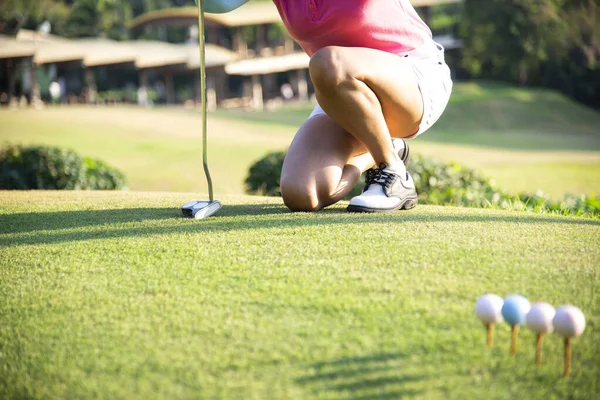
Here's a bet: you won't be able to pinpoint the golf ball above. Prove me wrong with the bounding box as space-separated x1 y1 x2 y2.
475 294 504 324
553 305 586 338
526 302 556 334
501 294 531 326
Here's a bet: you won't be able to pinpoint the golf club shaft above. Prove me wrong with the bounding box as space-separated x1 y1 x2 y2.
197 0 214 201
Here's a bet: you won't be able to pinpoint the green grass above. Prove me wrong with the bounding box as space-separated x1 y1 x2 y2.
216 82 600 151
1 82 599 198
221 82 600 199
0 191 599 399
0 106 296 195
425 83 600 151
483 163 600 198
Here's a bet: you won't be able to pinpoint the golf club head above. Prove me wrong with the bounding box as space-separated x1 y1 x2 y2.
181 200 222 219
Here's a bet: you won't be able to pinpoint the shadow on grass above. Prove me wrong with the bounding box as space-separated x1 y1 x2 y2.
1 204 598 247
296 353 423 399
0 204 289 234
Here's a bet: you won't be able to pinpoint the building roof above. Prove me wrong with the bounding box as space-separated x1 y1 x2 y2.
34 41 87 64
133 41 191 69
0 36 37 59
0 33 86 64
75 39 137 67
0 30 75 61
225 52 309 76
3 30 237 69
187 44 239 69
15 29 69 43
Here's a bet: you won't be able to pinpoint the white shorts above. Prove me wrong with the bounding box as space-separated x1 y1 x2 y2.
308 40 453 137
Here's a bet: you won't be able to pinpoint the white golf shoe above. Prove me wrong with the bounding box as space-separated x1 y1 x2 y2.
347 163 418 213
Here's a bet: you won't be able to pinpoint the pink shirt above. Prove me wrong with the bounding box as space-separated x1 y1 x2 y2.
272 0 432 56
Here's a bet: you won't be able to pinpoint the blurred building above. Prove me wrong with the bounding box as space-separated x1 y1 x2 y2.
0 0 462 109
0 29 237 107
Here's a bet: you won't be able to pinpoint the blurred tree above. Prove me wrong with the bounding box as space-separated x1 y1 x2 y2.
97 0 132 40
461 0 599 107
0 0 70 35
461 0 565 85
544 0 599 107
65 0 99 37
64 0 132 39
2 0 136 38
426 3 461 35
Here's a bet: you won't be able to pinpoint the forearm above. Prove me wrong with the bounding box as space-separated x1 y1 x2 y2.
197 0 251 13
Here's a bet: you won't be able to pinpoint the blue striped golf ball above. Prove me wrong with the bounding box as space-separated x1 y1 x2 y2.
501 294 531 326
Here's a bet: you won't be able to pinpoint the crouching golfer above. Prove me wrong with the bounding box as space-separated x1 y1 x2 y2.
202 0 453 212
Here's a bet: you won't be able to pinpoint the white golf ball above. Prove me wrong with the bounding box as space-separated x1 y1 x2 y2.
553 305 586 338
526 302 556 334
475 294 504 324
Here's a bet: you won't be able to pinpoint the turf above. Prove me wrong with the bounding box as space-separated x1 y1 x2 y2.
216 82 600 198
1 191 598 399
1 82 599 199
0 106 296 195
217 81 600 151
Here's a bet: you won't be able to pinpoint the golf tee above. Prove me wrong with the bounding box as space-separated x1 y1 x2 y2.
535 333 544 365
486 323 493 347
510 325 519 355
564 338 571 377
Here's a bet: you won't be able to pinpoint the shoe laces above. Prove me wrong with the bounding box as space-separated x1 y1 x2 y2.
365 164 396 189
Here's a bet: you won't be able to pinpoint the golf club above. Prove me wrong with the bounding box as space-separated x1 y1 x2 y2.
181 0 222 219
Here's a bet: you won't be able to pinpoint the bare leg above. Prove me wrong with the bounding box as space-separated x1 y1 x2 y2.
281 114 373 211
310 46 422 168
281 46 423 211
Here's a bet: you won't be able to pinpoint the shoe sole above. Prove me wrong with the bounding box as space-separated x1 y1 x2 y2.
346 196 418 213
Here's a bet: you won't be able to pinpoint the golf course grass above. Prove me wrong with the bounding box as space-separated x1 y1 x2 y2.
1 191 598 399
1 82 599 199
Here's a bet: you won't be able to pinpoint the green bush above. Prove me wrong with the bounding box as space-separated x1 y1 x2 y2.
0 145 126 190
409 153 506 208
409 154 600 216
97 89 137 103
82 158 127 190
0 145 85 189
245 151 599 217
245 151 286 196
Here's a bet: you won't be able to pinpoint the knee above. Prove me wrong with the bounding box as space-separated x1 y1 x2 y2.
280 178 321 212
309 47 349 91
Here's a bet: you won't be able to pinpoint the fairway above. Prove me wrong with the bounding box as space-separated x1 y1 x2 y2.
1 191 598 399
0 106 297 195
1 83 599 199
